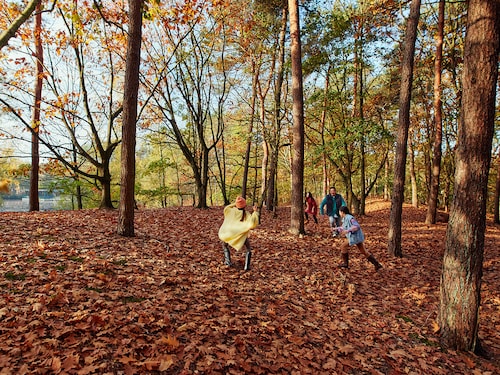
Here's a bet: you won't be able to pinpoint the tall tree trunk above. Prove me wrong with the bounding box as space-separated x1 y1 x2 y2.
387 0 421 257
494 152 500 224
118 0 143 236
30 3 43 212
426 0 445 224
72 145 83 209
439 0 500 352
242 60 259 200
288 0 305 235
266 6 287 211
359 50 366 215
320 67 330 196
384 157 390 200
409 136 418 208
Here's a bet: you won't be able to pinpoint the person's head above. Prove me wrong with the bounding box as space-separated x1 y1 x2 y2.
339 205 350 217
235 196 246 209
306 192 313 199
329 187 337 195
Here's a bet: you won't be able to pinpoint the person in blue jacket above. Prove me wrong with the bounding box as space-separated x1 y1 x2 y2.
333 206 382 271
319 187 346 235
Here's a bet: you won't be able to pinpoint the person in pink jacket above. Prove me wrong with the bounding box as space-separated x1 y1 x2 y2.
304 191 318 224
218 196 259 271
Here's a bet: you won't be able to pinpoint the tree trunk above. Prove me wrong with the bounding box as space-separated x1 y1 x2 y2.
30 3 43 212
425 0 445 224
0 0 40 50
409 135 418 208
320 67 330 196
494 153 500 224
118 0 143 237
288 0 305 235
266 6 287 211
99 169 114 209
439 0 500 352
387 0 421 257
242 60 259 200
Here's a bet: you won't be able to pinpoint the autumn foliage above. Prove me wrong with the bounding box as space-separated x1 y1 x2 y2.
0 200 498 373
0 180 9 193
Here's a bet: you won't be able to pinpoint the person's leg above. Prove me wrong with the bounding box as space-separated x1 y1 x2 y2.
338 241 349 268
334 215 341 228
328 215 335 227
305 212 309 223
356 243 382 271
313 215 318 224
244 238 252 271
222 242 232 266
329 215 338 237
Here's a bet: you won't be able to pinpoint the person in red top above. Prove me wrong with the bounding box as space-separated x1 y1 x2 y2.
304 192 318 224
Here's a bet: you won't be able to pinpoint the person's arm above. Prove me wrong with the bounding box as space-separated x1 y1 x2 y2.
319 196 326 215
346 218 360 232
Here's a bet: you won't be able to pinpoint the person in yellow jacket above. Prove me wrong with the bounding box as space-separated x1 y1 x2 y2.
218 196 259 271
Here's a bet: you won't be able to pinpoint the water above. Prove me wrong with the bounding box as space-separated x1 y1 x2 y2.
0 197 68 212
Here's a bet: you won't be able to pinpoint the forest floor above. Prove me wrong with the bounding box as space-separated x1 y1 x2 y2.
0 199 498 374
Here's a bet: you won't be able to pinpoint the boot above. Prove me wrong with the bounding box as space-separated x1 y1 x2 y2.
222 244 232 266
367 254 382 271
338 253 348 268
244 251 252 271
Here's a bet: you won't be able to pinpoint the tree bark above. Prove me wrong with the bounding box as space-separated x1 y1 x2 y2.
387 0 421 257
288 0 305 235
242 60 259 200
409 134 418 208
494 153 500 224
30 3 43 212
118 0 143 236
266 6 287 211
439 0 500 352
425 0 445 224
0 0 40 50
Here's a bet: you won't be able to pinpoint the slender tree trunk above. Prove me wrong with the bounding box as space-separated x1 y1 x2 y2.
288 0 305 235
387 0 421 257
266 7 287 211
30 3 43 212
494 152 500 224
409 136 418 208
118 0 143 236
359 51 366 215
439 0 500 352
72 145 83 209
320 67 330 196
384 157 389 200
426 0 445 224
242 60 259 200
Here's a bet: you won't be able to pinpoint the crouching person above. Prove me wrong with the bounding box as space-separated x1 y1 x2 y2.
218 196 260 271
334 206 382 271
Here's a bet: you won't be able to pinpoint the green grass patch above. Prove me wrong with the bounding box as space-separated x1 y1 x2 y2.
112 259 128 266
122 296 145 303
409 332 440 347
68 256 84 263
5 271 26 281
396 314 413 323
56 265 66 272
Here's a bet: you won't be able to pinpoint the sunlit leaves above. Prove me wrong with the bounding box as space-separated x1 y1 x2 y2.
0 203 498 372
